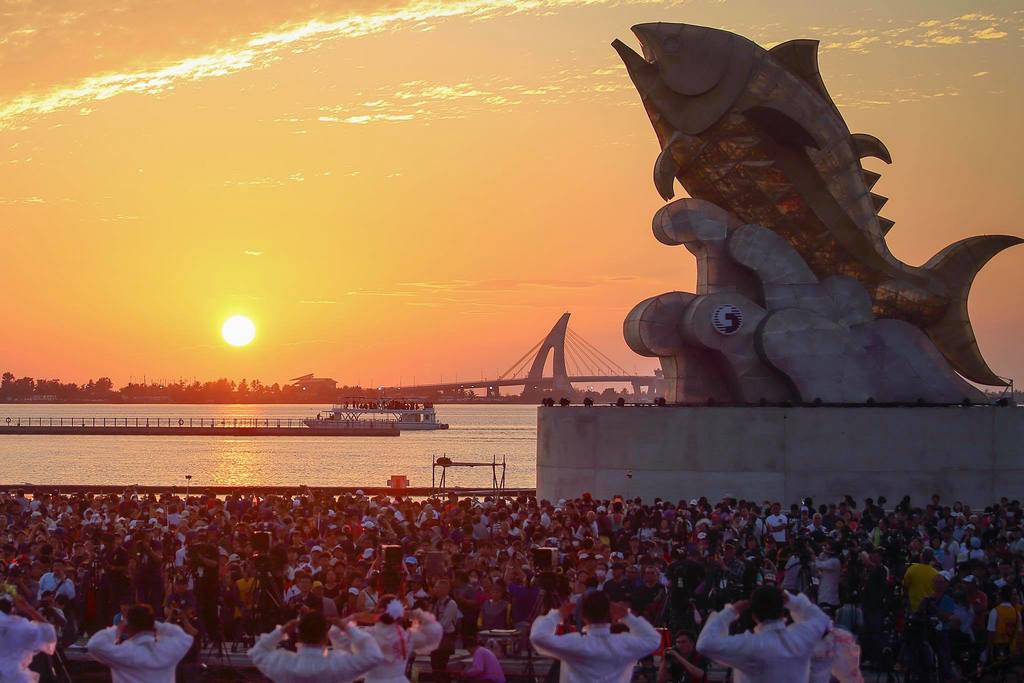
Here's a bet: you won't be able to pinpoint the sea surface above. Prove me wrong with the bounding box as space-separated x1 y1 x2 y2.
0 404 537 488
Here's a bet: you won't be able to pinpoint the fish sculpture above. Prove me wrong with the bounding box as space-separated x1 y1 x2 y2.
612 23 1020 389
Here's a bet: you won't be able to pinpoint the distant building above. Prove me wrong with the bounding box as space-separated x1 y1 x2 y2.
289 374 338 394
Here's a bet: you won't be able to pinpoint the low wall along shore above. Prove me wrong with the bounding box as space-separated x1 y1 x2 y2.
537 405 1024 506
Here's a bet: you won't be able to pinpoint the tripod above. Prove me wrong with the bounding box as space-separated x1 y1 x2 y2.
250 566 285 637
522 586 564 683
51 647 74 683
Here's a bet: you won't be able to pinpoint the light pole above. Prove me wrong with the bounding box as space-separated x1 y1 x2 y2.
185 474 192 502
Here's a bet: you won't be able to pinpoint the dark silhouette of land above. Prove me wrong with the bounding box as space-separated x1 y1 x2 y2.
0 371 636 404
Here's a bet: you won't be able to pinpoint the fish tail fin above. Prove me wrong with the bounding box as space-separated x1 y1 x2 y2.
924 235 1023 386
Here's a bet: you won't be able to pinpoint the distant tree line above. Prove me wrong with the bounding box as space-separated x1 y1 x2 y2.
0 371 641 404
0 373 369 404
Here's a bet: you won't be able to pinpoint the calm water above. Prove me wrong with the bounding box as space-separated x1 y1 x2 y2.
0 404 537 488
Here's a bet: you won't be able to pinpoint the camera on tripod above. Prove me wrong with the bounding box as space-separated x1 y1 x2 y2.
379 545 404 594
251 531 274 572
533 547 559 592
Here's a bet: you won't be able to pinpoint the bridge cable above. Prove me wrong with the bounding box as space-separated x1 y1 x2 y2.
562 336 584 377
566 331 608 376
567 329 630 375
498 337 545 380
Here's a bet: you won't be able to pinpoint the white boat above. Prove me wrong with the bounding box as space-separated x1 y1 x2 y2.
304 398 449 431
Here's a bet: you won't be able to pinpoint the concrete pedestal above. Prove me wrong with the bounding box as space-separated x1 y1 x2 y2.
537 405 1024 506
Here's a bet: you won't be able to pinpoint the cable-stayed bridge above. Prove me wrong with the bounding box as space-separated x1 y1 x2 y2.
385 313 660 398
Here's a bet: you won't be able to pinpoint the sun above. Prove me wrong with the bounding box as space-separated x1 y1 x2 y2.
222 315 256 347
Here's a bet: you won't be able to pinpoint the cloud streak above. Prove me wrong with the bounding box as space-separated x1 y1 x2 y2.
0 0 661 130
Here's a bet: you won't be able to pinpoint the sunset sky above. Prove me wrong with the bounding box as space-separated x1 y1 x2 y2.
1 0 1021 389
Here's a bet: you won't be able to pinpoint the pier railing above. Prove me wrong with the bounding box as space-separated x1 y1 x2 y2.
1 416 390 430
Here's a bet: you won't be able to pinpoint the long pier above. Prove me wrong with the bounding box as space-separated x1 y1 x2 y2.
0 416 398 437
1 484 536 497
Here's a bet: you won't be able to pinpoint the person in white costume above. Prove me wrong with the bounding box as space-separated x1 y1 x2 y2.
248 610 384 683
0 594 57 683
345 594 443 683
529 590 661 683
696 585 829 683
809 626 864 683
86 603 194 683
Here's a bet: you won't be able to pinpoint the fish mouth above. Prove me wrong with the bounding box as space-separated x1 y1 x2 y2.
611 38 658 90
611 36 681 201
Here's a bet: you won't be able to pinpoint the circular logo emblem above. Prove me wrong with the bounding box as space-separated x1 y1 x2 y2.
712 304 743 335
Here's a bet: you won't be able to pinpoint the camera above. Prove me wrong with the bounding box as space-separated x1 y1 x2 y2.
533 548 559 593
379 545 404 594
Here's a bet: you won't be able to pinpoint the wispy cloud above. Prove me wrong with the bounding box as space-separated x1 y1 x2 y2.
224 173 307 187
298 299 337 304
400 278 597 292
974 27 1008 40
98 214 142 222
0 196 45 205
304 75 629 127
0 0 662 130
243 250 264 256
346 290 416 297
815 11 1019 53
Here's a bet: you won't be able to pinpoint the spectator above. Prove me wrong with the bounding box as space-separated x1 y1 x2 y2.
657 630 708 683
631 565 668 626
814 543 841 611
480 581 510 630
429 578 461 683
36 559 75 603
987 585 1020 663
457 634 506 683
904 549 939 612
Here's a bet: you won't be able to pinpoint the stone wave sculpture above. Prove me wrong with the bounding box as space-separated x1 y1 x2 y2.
613 23 1020 403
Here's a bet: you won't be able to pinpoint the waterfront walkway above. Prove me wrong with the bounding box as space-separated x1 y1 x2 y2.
0 414 398 436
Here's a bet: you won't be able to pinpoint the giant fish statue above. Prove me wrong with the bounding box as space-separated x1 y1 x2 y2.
613 23 1020 400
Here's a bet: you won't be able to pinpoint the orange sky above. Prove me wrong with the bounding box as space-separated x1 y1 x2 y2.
1 0 1021 389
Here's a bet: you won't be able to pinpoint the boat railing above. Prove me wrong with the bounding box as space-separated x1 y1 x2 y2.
0 416 390 429
330 404 431 412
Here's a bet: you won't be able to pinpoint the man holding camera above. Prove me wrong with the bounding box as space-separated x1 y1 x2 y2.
530 591 661 683
87 603 194 683
131 530 164 610
36 559 75 604
187 540 220 640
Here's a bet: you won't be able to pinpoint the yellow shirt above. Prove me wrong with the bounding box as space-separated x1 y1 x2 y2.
236 577 256 617
904 562 938 612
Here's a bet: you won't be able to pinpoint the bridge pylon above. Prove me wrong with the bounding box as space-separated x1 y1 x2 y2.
524 313 573 395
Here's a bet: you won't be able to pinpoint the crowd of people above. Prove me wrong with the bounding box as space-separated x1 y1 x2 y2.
2 486 1024 682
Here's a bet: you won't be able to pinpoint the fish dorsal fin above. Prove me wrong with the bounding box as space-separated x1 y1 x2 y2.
852 133 892 164
862 169 882 190
768 40 838 110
